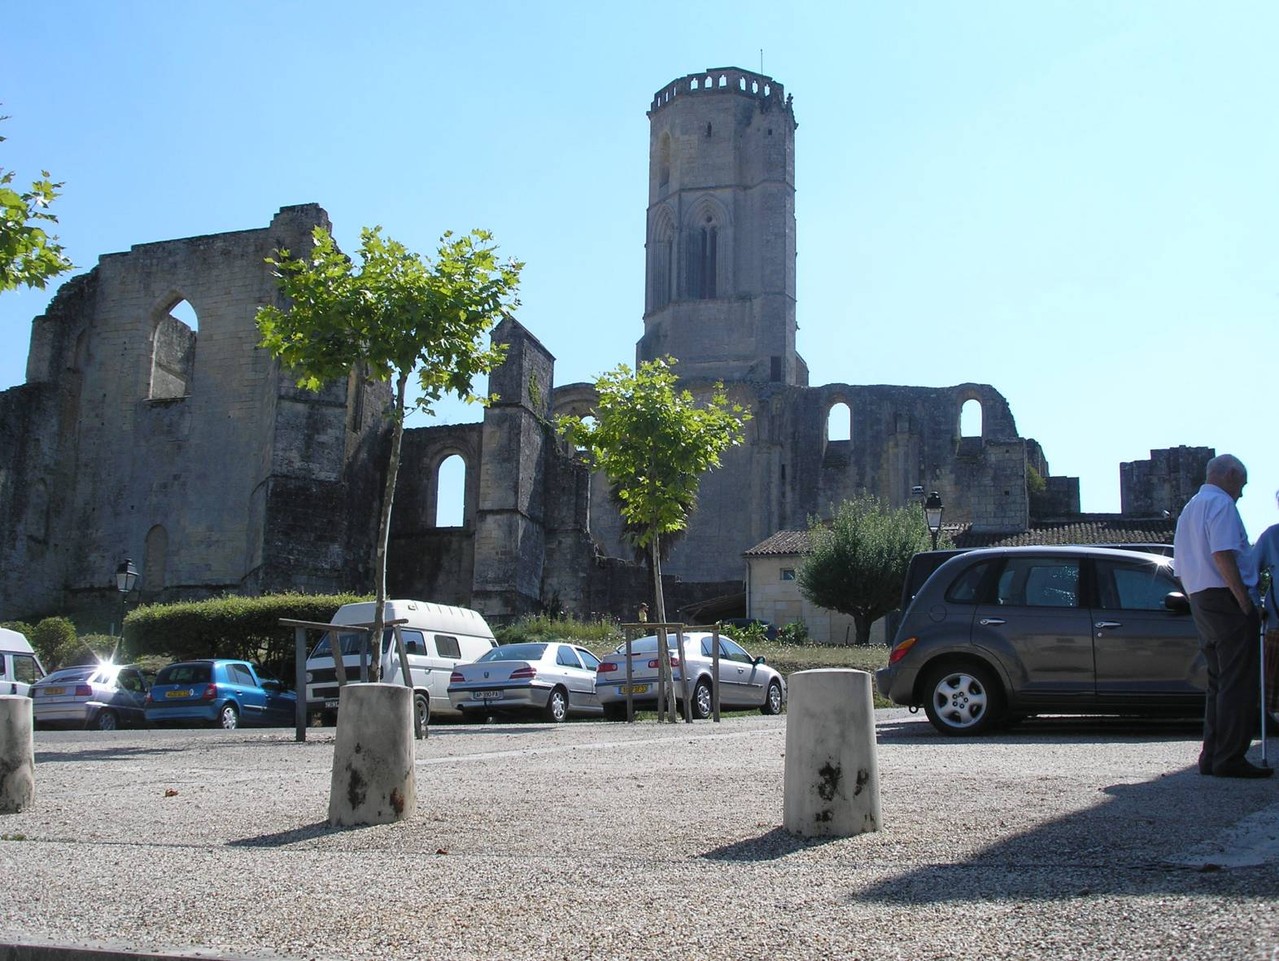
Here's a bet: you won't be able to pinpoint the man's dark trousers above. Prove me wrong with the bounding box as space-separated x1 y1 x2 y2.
1189 587 1261 773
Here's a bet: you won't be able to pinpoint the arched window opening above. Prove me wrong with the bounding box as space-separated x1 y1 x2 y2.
143 525 167 593
827 402 851 442
687 217 717 300
658 132 671 186
961 399 983 438
435 455 467 528
150 298 198 400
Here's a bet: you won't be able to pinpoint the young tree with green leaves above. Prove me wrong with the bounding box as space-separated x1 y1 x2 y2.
1 113 73 292
557 357 750 717
798 493 939 646
256 226 521 677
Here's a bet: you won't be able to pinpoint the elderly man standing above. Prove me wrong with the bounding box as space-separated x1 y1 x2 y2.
1173 454 1270 778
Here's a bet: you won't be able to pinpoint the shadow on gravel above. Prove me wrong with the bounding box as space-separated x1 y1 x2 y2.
876 714 1204 745
702 827 839 863
228 821 353 847
856 763 1279 905
34 744 194 764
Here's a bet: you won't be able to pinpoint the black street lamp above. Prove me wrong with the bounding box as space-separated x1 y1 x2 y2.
924 491 944 550
115 558 139 639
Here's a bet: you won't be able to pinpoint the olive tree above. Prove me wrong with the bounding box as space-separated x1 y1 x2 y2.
256 226 521 676
558 357 750 716
797 494 938 646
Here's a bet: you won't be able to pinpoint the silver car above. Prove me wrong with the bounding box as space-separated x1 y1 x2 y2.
447 642 603 722
31 662 152 730
595 631 786 721
875 546 1204 735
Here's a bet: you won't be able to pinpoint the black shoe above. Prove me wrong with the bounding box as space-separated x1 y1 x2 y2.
1212 762 1275 779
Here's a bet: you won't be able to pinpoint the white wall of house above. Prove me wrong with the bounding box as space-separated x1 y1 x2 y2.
745 554 887 646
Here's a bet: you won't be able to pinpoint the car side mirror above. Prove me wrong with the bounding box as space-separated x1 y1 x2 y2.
261 679 282 693
1164 591 1191 614
754 655 767 666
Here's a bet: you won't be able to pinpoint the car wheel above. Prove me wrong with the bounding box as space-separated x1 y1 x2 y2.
413 693 430 734
217 703 239 730
603 702 628 722
922 662 1003 736
690 678 712 720
94 710 119 732
544 687 569 723
760 679 784 716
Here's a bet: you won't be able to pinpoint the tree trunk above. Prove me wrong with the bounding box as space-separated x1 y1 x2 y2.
651 536 678 721
853 611 873 647
371 371 408 681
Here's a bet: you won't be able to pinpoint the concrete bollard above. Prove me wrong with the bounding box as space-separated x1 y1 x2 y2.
0 695 36 814
783 669 881 838
328 683 417 827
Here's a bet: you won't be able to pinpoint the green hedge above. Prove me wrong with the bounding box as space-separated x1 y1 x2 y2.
122 593 370 681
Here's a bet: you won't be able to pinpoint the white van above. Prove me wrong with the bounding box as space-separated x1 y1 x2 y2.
304 600 496 727
0 627 47 696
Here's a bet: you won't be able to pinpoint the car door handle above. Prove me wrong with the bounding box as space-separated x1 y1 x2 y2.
979 618 1006 626
1094 621 1123 630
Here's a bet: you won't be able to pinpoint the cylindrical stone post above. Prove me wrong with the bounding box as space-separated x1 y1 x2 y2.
328 683 417 827
0 695 36 814
783 669 881 838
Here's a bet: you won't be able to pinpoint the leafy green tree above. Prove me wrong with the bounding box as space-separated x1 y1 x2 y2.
256 227 521 676
30 616 80 669
797 494 938 646
558 357 750 716
1 113 73 292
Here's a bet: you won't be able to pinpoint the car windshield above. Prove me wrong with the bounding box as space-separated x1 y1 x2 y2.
155 663 212 685
309 631 389 658
480 643 548 662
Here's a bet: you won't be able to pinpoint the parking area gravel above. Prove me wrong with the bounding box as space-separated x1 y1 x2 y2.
2 709 1277 961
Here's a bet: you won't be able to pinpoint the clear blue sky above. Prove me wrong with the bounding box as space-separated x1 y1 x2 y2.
3 1 1277 536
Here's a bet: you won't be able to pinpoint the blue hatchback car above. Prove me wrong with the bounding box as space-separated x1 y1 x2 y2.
144 659 295 729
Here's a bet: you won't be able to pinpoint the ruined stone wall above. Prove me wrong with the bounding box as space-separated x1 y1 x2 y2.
0 205 387 626
1121 446 1214 518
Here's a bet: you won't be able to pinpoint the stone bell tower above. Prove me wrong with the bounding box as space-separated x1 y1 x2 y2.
637 67 807 386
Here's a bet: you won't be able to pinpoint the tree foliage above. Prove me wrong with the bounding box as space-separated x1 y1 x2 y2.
797 494 937 646
256 226 521 677
557 358 750 718
0 113 73 292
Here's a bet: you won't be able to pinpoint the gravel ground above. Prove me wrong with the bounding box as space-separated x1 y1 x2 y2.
2 709 1278 961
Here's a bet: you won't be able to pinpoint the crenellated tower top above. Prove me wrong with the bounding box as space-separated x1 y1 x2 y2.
648 67 796 127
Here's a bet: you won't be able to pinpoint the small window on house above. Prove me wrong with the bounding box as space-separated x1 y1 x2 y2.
780 568 796 581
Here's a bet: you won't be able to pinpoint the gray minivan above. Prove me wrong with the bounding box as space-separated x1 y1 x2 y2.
876 545 1202 735
0 627 46 696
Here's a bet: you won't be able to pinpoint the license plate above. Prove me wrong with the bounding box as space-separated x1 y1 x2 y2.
621 684 648 695
165 689 192 699
43 687 65 696
473 690 502 700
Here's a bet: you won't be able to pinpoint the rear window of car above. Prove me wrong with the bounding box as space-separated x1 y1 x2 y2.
481 643 547 662
156 663 211 685
44 666 95 684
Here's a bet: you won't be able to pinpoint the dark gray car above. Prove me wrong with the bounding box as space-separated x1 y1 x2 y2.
875 545 1204 735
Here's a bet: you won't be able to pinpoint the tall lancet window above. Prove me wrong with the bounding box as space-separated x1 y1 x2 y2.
696 219 717 299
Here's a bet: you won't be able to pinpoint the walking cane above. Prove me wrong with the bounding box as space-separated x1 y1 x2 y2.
1261 596 1270 768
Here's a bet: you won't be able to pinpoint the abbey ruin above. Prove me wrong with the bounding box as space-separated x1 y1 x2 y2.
0 68 1203 636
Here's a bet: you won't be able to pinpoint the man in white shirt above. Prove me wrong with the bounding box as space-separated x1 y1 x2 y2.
1173 454 1269 777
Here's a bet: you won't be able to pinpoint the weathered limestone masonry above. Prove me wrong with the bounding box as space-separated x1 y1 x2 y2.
0 205 388 626
1120 446 1213 519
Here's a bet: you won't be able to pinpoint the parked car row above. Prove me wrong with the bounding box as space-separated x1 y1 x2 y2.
30 658 295 731
445 632 787 722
